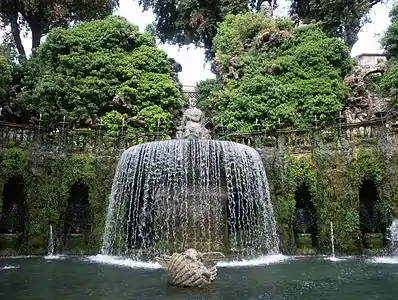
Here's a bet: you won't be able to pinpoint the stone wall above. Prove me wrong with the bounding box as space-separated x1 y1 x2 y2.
0 116 397 255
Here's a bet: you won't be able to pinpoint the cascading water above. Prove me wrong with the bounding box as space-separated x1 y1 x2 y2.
101 139 279 259
48 224 54 256
387 219 398 256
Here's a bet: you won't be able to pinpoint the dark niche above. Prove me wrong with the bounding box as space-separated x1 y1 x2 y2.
0 176 26 234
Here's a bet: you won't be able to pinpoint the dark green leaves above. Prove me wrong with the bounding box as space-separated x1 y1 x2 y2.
199 13 352 131
20 16 183 131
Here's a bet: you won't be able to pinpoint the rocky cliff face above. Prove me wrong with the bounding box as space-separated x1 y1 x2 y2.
343 57 393 123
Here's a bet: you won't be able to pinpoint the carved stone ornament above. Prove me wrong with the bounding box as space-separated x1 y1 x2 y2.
155 248 225 287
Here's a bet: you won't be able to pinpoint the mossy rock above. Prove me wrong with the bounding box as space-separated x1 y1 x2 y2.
63 233 90 255
26 234 46 255
363 248 385 256
296 247 316 255
296 233 313 249
364 233 384 250
0 233 21 256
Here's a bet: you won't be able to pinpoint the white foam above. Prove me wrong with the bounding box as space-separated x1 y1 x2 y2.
368 256 398 264
0 265 19 270
44 254 66 260
217 254 289 267
88 253 289 269
0 255 37 259
323 256 347 262
87 254 162 269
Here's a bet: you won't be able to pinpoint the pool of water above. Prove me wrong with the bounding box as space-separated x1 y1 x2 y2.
1 255 398 299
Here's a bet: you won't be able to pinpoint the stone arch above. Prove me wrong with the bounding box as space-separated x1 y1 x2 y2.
358 178 388 250
0 176 26 234
293 182 318 251
63 180 92 246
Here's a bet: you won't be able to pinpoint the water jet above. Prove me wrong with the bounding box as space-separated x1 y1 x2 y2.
101 139 279 259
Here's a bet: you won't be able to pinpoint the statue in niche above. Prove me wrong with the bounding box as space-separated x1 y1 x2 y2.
156 248 225 288
176 97 211 139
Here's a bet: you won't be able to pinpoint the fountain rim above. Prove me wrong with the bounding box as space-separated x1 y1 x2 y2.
124 138 258 152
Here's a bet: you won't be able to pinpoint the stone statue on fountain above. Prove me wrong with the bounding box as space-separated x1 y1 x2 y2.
156 248 225 288
176 97 211 139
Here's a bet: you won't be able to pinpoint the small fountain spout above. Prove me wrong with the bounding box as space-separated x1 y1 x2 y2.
388 219 398 256
330 221 335 257
44 224 64 260
47 224 55 256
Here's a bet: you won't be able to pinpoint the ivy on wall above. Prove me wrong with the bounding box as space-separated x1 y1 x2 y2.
0 148 118 255
1 128 398 255
271 154 317 252
269 127 398 254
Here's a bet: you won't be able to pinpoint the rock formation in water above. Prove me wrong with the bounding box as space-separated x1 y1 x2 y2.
156 248 225 287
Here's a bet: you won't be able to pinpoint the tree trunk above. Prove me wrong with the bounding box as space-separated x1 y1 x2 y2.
344 25 360 53
30 25 42 51
9 15 26 57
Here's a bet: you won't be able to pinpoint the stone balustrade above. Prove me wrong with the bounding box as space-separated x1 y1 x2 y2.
0 114 393 155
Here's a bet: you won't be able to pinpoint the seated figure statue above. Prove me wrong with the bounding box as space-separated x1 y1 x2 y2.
156 248 225 287
176 98 211 139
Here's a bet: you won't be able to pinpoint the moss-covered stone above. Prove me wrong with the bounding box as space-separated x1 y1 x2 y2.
296 233 313 249
0 120 397 256
0 148 118 256
363 233 384 250
264 123 398 255
0 233 21 256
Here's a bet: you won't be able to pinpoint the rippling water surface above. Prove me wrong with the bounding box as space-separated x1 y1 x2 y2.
1 255 398 299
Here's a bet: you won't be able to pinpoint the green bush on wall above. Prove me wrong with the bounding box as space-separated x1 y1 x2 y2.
312 148 390 253
0 148 117 255
274 155 317 252
272 144 397 254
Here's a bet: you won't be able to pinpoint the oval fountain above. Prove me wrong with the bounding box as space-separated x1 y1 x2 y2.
100 98 280 262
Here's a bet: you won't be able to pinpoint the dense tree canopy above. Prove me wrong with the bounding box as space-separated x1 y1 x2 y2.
0 0 119 56
20 16 184 132
380 4 398 103
139 0 383 60
198 13 353 131
138 0 276 60
289 0 383 50
0 55 12 100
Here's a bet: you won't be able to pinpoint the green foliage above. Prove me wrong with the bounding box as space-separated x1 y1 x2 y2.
381 59 398 102
0 55 12 100
139 0 381 60
205 14 352 131
276 156 317 224
101 111 128 138
196 78 221 118
20 16 183 133
289 0 382 49
0 148 28 180
138 0 268 60
348 151 384 187
382 4 398 57
0 149 117 255
270 130 398 254
381 5 398 103
0 0 119 55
